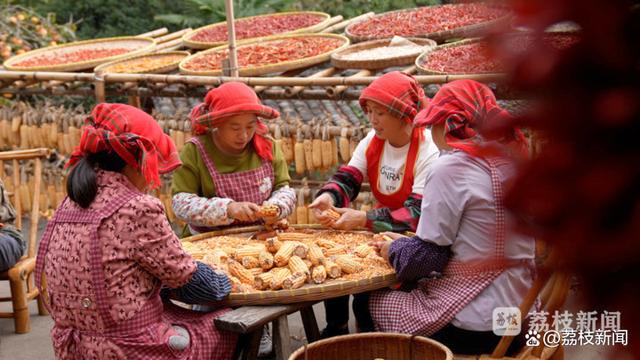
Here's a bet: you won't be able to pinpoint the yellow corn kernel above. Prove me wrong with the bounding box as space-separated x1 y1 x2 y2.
249 268 264 277
354 244 375 258
283 272 307 290
228 260 255 284
316 238 337 249
274 241 297 266
335 256 363 274
242 256 260 269
270 267 292 290
234 245 265 261
323 245 347 257
312 265 327 284
307 245 325 266
254 272 273 290
288 256 310 278
294 140 305 174
257 204 279 218
276 232 308 242
323 260 342 279
258 250 274 270
265 237 282 253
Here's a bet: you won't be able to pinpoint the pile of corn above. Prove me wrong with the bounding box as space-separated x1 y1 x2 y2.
182 230 393 293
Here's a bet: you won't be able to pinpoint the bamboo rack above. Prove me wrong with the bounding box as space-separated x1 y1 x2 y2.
321 12 375 34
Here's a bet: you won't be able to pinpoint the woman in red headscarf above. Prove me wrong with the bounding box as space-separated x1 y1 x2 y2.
308 71 440 338
171 82 295 236
365 80 534 355
35 103 237 359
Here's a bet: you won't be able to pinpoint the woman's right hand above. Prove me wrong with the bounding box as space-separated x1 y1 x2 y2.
308 193 335 226
227 201 260 222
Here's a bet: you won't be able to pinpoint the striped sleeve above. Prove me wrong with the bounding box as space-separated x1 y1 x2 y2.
316 165 364 207
365 192 423 233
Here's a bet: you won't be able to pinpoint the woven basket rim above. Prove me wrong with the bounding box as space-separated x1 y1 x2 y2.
345 4 512 43
415 38 507 75
3 36 156 72
94 50 190 74
179 33 350 76
288 332 454 360
183 11 332 49
182 225 398 306
331 37 436 70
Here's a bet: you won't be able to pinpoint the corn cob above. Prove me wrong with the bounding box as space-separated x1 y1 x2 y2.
274 241 297 266
312 138 323 169
228 260 256 284
316 239 337 249
294 138 306 174
296 205 309 224
265 237 282 253
249 268 264 277
270 267 292 290
258 250 274 270
321 129 333 169
324 260 342 279
307 245 325 266
331 137 339 167
339 128 351 162
241 256 260 269
323 245 347 257
292 242 309 258
257 203 279 218
354 244 375 258
283 272 307 290
234 245 265 260
303 138 314 171
254 272 273 290
202 249 228 266
324 208 341 221
335 256 363 274
312 265 327 284
281 137 295 164
303 259 313 268
288 255 310 278
307 207 317 224
277 232 308 242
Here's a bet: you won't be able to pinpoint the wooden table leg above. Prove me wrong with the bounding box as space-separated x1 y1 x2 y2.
300 306 320 342
241 327 262 360
273 315 292 360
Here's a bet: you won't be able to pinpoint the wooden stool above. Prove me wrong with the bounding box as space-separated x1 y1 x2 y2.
215 301 320 360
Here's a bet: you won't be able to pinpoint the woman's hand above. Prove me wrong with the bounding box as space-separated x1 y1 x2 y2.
309 193 336 226
330 207 367 230
369 232 402 262
227 202 260 222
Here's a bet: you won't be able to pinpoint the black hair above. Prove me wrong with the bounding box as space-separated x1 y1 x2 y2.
66 151 127 208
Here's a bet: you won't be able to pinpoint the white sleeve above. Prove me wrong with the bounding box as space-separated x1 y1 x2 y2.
411 129 441 194
347 130 375 177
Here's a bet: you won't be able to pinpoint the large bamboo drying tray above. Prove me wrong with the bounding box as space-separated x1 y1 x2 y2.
179 33 350 77
345 5 512 43
331 37 437 70
94 51 190 75
414 38 500 75
182 224 397 306
183 11 332 49
3 37 156 72
288 333 453 360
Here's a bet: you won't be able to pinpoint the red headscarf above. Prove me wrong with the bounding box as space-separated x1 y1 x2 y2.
67 103 181 189
190 82 280 161
414 80 529 158
359 71 429 124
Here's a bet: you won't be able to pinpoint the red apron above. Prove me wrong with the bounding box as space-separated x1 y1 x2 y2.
35 189 236 359
365 128 421 210
188 136 274 233
370 157 532 336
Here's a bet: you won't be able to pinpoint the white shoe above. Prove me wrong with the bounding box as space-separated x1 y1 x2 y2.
258 326 273 357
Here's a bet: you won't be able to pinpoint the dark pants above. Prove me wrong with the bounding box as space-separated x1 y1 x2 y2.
0 232 24 272
323 292 374 332
431 323 526 356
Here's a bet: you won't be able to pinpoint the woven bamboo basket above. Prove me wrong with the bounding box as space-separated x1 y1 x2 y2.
94 51 190 75
331 37 437 70
183 11 332 49
289 333 453 360
182 224 398 306
179 33 350 77
345 5 512 44
3 36 156 72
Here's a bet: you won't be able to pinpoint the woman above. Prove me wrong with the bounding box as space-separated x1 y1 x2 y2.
171 82 296 236
367 80 535 355
309 71 440 337
35 103 237 359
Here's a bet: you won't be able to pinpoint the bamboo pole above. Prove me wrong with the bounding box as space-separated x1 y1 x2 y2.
318 16 344 32
154 28 192 44
254 67 308 94
27 157 42 258
326 69 372 98
94 74 106 103
320 12 374 34
0 148 50 161
154 38 185 52
12 159 21 230
401 65 417 74
137 28 169 38
224 0 239 77
285 67 338 97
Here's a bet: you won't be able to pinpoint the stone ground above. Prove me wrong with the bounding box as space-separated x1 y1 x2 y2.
0 219 624 359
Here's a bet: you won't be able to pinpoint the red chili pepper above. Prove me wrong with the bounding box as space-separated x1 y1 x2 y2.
14 48 131 67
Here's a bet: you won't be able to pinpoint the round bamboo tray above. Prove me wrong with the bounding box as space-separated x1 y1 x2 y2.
289 333 453 360
414 38 490 75
179 33 350 77
3 36 156 72
331 37 437 70
183 11 332 49
94 51 190 75
345 5 512 44
182 224 398 306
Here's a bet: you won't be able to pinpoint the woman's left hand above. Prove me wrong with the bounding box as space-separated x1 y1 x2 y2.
369 238 393 262
330 208 367 230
